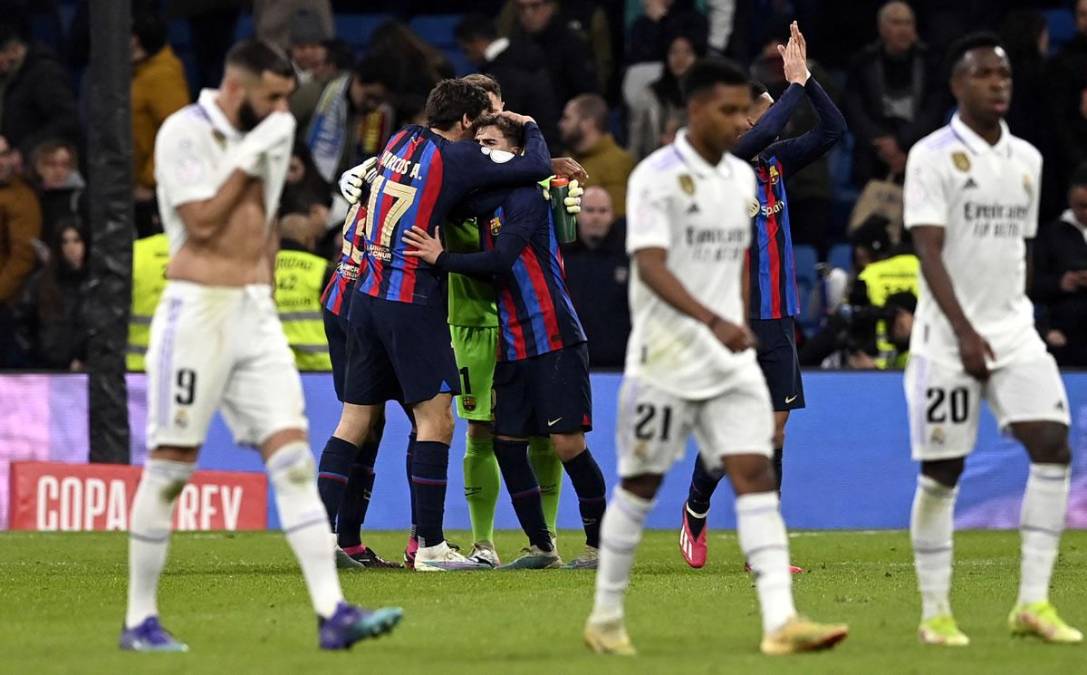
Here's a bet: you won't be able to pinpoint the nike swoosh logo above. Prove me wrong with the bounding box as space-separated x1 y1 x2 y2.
547 418 562 427
784 395 798 404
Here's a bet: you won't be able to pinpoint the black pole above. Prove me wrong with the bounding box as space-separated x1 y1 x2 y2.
85 1 133 464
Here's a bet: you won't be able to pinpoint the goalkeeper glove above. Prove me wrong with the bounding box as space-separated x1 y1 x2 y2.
338 157 379 205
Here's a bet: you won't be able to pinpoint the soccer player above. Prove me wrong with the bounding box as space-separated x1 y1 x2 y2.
679 22 846 571
342 79 555 572
584 59 848 656
903 33 1081 646
315 195 401 569
447 74 570 567
403 113 607 571
121 40 401 652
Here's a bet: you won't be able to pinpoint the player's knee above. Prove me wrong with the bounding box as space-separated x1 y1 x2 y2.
266 442 316 486
1022 423 1071 465
467 421 493 441
724 455 776 495
550 433 584 461
417 407 454 443
920 458 965 488
620 474 662 500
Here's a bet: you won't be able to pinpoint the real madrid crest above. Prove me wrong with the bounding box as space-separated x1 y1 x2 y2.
951 151 971 173
678 174 695 196
489 216 502 236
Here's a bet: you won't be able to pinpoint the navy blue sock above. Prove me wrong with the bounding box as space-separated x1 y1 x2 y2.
406 433 417 537
411 440 449 548
686 456 722 538
336 437 380 549
562 448 606 548
494 439 553 551
317 436 356 528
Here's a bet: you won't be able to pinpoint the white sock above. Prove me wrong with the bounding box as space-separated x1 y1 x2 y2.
126 458 194 628
589 487 653 624
268 442 344 618
910 474 957 620
1018 463 1070 605
736 492 796 633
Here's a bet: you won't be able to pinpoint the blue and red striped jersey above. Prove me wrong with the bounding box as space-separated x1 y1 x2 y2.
437 185 586 361
355 123 552 306
749 156 800 319
320 202 367 317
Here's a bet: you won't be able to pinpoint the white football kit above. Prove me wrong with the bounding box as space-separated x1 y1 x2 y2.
618 130 773 477
903 114 1069 461
146 90 306 448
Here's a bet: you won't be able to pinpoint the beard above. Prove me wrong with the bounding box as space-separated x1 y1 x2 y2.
238 98 263 131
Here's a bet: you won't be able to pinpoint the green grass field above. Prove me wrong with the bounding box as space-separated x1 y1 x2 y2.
2 529 1085 674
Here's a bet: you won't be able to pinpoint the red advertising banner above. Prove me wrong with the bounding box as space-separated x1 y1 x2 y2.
8 462 267 531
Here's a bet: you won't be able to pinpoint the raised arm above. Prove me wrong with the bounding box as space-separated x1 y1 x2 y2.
768 78 847 176
732 84 806 161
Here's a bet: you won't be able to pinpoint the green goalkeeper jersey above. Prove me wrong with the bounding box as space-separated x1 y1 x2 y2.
446 216 498 328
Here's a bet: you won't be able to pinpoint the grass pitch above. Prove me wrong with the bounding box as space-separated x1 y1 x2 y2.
2 529 1085 674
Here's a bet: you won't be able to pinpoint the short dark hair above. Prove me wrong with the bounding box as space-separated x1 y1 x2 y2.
1071 162 1087 188
0 20 27 48
750 80 768 99
946 31 1004 74
682 58 749 103
132 11 167 55
455 14 498 43
462 73 502 101
225 39 295 80
568 94 609 133
323 38 354 72
474 114 525 148
424 78 490 131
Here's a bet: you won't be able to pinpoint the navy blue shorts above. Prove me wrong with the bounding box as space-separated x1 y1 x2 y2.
345 293 460 405
751 317 805 412
493 342 592 438
323 306 352 402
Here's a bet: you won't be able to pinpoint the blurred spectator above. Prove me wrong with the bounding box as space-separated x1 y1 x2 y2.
14 219 88 371
1001 10 1064 222
563 186 630 368
844 1 946 186
509 0 599 105
626 0 709 65
560 94 634 215
29 139 84 242
368 21 455 125
455 14 561 147
164 0 243 92
0 20 79 162
275 203 333 371
0 133 41 304
627 31 701 160
299 56 395 185
253 0 333 53
704 0 753 61
286 8 333 85
1048 0 1087 195
1032 164 1087 367
286 139 331 200
126 231 169 372
131 12 190 203
498 1 613 95
290 38 353 125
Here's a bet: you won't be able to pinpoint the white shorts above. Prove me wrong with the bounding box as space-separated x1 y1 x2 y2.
146 281 307 448
904 352 1070 461
615 364 774 478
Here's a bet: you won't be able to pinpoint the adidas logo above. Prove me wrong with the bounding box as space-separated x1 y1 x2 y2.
963 178 978 189
1056 400 1065 411
687 202 701 214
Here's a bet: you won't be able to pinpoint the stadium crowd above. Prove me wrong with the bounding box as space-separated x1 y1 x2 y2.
0 0 1086 372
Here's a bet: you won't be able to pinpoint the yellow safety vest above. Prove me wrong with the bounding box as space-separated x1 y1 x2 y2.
275 248 332 371
858 254 920 369
127 233 170 371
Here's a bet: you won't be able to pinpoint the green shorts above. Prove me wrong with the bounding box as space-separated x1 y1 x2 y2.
450 324 497 422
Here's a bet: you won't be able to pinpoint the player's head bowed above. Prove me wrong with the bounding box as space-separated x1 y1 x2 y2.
222 39 296 131
425 78 491 141
681 58 752 159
